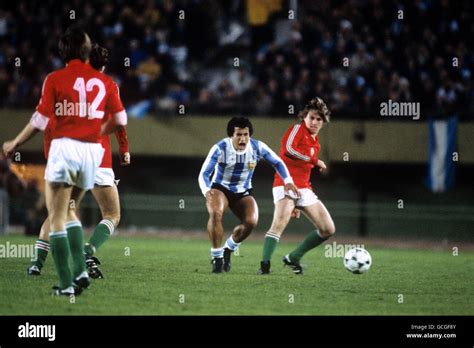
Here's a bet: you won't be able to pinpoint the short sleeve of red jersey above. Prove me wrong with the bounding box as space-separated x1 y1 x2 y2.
35 73 56 118
106 82 123 114
283 124 312 162
106 81 127 125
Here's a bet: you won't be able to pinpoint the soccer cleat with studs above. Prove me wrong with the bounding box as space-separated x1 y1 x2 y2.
86 256 104 279
257 260 271 275
51 285 78 297
74 271 91 290
211 257 224 273
27 265 41 276
282 254 304 275
51 272 89 296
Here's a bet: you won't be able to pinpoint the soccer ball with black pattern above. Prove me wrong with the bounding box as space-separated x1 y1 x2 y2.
344 248 372 274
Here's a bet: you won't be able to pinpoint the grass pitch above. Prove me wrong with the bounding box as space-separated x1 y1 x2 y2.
0 234 472 315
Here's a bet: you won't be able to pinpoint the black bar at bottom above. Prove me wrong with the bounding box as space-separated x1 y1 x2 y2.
0 316 472 346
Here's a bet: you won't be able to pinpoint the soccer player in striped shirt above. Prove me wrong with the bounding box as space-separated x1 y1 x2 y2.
258 97 336 275
199 117 299 273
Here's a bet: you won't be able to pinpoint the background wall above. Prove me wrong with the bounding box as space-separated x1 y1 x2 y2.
2 110 473 163
3 110 473 241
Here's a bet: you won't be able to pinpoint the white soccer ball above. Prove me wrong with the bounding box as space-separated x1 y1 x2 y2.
344 247 372 274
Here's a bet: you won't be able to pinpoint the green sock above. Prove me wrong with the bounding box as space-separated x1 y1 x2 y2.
289 229 328 262
262 232 280 261
66 221 86 278
49 231 72 289
85 219 114 257
32 239 50 269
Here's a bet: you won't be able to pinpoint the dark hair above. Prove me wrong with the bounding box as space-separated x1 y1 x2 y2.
227 117 254 137
89 43 109 70
58 26 91 63
297 97 331 123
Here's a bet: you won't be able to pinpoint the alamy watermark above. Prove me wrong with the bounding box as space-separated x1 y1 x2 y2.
324 242 365 258
18 322 55 341
55 100 102 119
0 242 36 260
380 99 420 120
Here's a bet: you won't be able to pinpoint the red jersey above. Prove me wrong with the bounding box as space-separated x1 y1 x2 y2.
99 125 129 168
273 122 320 189
43 117 129 169
35 59 125 143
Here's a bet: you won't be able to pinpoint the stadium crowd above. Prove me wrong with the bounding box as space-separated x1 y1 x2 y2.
0 0 472 119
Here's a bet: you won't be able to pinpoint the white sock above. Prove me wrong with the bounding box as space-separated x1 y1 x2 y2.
211 247 224 258
224 236 241 251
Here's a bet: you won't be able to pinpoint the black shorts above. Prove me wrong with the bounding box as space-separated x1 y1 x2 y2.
211 183 253 205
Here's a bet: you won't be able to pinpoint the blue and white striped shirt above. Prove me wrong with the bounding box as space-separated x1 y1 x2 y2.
199 138 293 195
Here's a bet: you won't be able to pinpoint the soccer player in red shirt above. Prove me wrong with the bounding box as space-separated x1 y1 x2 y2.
81 44 130 279
258 97 336 275
4 27 127 296
4 44 130 280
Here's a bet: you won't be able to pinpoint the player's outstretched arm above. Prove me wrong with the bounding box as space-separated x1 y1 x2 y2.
198 145 220 196
4 71 55 157
2 118 41 157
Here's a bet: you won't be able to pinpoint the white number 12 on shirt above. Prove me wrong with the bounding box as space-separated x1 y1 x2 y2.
73 77 106 119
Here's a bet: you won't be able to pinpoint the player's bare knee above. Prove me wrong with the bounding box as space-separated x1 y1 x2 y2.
244 217 258 231
209 209 224 224
320 224 336 238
